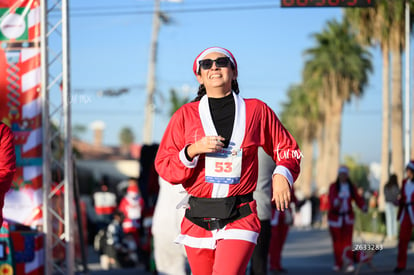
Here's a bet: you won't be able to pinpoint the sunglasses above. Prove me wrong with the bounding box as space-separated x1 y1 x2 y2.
199 57 231 70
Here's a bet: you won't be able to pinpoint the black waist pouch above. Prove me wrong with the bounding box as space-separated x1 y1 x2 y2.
187 196 238 219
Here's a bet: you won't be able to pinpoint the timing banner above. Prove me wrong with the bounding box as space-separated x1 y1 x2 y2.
0 0 43 227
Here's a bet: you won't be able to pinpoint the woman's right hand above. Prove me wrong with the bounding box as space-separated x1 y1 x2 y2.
186 135 225 159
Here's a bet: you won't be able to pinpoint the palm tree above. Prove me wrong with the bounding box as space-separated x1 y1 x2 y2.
388 1 406 186
345 1 392 210
280 83 319 197
119 127 135 156
346 1 414 205
303 19 372 189
169 88 189 116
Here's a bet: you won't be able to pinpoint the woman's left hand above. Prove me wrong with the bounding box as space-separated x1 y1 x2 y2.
272 174 291 211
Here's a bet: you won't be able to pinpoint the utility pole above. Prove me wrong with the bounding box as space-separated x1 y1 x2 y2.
405 1 411 165
143 0 161 144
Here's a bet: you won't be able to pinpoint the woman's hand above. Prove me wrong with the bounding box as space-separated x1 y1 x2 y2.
187 136 225 159
272 174 291 211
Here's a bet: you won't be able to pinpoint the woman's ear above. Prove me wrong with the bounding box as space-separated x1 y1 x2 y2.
196 74 203 85
232 69 238 80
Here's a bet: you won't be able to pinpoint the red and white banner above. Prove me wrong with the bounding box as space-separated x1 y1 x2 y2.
0 0 43 227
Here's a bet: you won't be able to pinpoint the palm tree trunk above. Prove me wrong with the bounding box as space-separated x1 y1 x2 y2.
316 116 329 191
326 96 343 184
299 136 314 198
390 25 404 183
379 44 390 211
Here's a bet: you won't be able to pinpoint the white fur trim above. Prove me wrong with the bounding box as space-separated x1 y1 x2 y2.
179 146 199 168
174 228 258 249
199 92 246 198
273 166 293 187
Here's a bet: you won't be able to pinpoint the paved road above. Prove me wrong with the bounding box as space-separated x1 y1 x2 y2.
79 228 414 275
280 228 413 274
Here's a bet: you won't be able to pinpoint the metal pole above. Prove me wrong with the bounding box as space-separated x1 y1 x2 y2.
405 1 411 165
40 0 52 274
62 0 74 273
143 0 161 144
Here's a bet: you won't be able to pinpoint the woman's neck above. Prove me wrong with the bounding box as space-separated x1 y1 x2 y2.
206 89 232 98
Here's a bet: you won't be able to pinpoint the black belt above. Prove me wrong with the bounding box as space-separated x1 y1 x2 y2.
185 193 254 231
186 204 252 231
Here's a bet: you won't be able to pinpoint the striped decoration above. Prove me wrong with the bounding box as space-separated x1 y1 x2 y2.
2 0 43 227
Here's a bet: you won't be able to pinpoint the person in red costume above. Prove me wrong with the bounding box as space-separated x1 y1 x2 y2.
268 188 299 273
328 165 367 273
118 178 144 236
393 160 414 274
0 122 16 227
155 46 301 275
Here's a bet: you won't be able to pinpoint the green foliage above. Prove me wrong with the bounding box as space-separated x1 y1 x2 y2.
354 208 386 235
119 127 135 146
169 89 189 116
344 155 370 190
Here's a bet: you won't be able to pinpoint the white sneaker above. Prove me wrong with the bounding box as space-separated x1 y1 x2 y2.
332 265 340 272
345 265 355 273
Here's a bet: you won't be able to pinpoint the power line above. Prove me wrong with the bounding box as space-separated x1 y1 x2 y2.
56 3 281 18
67 0 278 11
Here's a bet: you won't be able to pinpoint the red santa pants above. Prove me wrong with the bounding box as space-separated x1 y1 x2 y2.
329 223 353 268
269 223 289 270
185 239 255 275
397 215 414 269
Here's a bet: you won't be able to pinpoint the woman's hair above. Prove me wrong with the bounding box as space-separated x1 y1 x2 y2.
387 173 398 186
334 177 356 199
192 64 239 102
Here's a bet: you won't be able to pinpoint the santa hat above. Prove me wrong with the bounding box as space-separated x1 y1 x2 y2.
338 165 349 175
127 184 139 194
193 46 237 76
406 160 414 171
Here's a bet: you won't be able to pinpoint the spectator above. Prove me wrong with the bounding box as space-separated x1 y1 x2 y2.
384 174 399 240
118 177 144 251
310 190 321 228
319 187 329 229
93 175 117 230
103 211 125 269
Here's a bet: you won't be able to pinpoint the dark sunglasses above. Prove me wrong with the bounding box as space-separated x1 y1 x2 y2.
199 57 231 70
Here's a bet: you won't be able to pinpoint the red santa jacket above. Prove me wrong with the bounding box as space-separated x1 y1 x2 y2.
327 181 366 228
397 178 414 224
155 93 301 249
0 123 16 226
119 187 144 234
155 94 301 198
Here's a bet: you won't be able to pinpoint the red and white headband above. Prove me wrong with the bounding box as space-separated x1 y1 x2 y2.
193 46 237 76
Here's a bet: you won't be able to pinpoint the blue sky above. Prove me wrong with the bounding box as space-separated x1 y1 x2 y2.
69 0 390 164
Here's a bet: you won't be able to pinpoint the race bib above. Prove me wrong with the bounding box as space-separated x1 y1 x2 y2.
205 148 242 184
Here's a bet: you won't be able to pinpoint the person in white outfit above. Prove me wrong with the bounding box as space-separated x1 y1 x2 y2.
152 176 188 275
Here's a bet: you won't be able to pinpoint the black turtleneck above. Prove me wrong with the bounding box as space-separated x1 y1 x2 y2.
208 93 235 148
